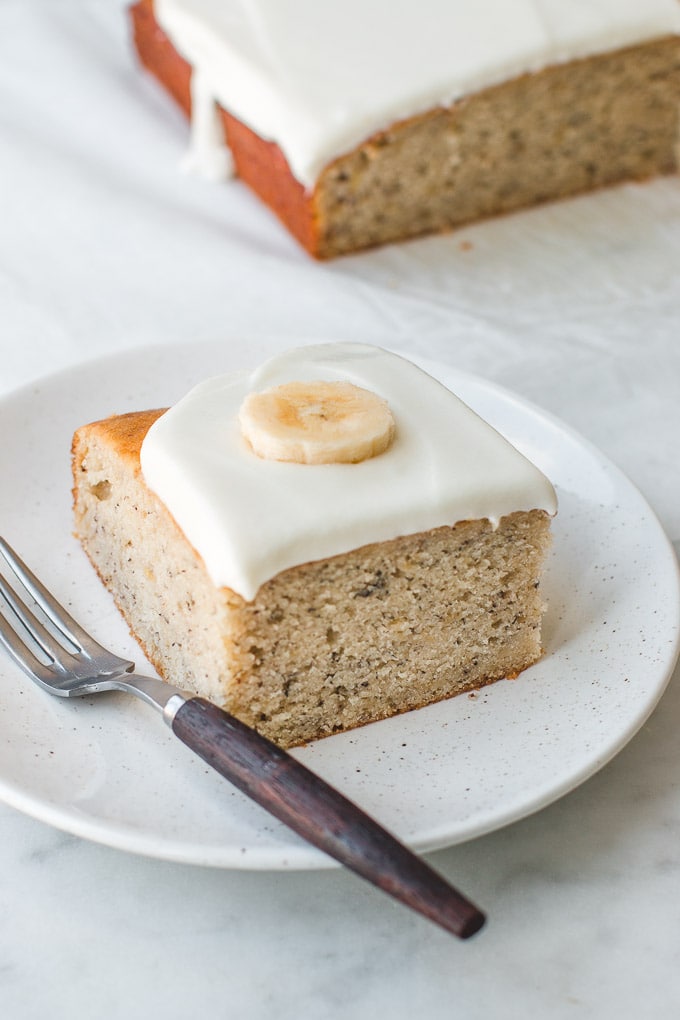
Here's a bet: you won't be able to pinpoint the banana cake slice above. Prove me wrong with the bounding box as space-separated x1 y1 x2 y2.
72 344 557 747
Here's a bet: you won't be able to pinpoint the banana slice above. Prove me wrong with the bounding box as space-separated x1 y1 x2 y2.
239 380 396 465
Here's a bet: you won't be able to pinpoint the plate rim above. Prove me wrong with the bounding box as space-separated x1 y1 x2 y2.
0 339 678 869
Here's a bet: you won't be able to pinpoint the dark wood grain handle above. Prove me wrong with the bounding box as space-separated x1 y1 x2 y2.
172 697 485 939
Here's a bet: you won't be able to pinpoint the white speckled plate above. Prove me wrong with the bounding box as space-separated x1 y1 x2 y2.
0 341 678 869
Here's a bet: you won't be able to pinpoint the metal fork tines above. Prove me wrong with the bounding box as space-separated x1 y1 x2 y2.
0 535 485 940
0 537 178 711
0 535 134 693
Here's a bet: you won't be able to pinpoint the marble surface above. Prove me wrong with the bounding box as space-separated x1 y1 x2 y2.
1 2 680 1017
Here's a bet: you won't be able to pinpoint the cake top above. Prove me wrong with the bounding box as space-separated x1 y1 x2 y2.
140 343 557 601
154 0 680 186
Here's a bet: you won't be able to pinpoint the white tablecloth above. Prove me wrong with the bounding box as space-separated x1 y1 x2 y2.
2 3 680 1017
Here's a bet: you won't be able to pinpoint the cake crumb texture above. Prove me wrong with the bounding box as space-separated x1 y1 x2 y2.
314 37 680 256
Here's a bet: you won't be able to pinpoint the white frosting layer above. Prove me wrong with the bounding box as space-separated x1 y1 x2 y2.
140 344 557 601
154 0 680 187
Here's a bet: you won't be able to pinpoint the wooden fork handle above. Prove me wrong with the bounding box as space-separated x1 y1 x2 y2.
171 696 485 939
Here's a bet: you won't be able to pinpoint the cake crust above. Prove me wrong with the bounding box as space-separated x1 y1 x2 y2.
131 0 320 254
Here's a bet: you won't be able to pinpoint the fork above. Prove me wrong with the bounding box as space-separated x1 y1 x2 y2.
0 536 484 939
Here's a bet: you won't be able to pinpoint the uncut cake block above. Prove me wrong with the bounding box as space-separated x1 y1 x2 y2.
130 0 680 257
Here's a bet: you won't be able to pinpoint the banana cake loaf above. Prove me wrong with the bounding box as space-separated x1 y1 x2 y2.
72 344 557 748
130 0 680 257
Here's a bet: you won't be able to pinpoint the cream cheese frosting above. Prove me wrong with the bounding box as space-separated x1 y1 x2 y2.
154 0 680 187
139 344 557 601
